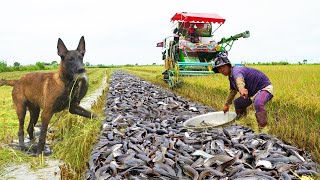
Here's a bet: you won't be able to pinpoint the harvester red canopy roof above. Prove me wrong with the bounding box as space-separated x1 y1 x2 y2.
171 12 225 24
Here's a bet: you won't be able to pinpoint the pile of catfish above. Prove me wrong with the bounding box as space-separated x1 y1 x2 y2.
86 71 319 179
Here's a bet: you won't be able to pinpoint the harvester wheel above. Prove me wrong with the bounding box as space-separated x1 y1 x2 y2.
167 64 181 89
162 70 169 82
168 70 175 88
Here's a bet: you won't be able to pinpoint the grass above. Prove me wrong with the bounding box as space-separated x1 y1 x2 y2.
50 68 110 178
123 64 320 165
0 68 109 178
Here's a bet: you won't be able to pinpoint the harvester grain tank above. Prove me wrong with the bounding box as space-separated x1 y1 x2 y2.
158 12 250 88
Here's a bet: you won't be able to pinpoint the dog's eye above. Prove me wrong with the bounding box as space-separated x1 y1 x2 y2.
78 55 82 59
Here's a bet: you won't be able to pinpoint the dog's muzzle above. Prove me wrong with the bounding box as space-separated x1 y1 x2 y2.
73 72 88 81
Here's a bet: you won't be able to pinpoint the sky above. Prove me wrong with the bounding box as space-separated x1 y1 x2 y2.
0 0 319 66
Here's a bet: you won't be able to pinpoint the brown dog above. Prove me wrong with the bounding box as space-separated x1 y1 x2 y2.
0 36 96 155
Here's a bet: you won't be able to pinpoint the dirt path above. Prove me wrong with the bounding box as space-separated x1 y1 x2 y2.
2 75 108 180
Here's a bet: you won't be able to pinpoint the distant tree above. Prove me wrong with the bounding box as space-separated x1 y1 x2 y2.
0 61 7 67
14 62 20 67
303 59 307 64
51 60 58 68
85 62 90 66
271 61 289 65
152 63 156 65
0 61 8 72
97 64 107 68
135 63 139 66
36 62 45 69
51 60 58 65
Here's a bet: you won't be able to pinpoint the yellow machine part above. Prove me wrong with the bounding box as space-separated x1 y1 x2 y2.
164 57 173 69
174 63 180 83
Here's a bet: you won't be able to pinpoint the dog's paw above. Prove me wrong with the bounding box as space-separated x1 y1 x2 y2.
33 145 52 156
43 145 53 156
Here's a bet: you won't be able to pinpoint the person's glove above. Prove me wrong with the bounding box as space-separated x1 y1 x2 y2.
239 87 248 99
223 104 230 113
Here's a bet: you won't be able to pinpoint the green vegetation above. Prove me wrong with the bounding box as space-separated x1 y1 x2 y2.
0 61 56 72
52 68 110 178
248 61 290 65
0 60 150 72
123 64 320 164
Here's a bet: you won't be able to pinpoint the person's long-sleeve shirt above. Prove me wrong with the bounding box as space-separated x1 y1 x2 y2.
225 66 273 105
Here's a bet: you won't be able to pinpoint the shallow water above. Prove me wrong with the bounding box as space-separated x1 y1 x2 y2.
3 160 62 180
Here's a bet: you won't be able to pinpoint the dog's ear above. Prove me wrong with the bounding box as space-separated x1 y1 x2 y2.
57 38 68 58
77 36 86 56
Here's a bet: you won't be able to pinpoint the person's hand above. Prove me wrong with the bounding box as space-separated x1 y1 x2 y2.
223 104 230 114
239 87 248 99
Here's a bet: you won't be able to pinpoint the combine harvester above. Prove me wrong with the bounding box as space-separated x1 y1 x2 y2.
158 12 250 88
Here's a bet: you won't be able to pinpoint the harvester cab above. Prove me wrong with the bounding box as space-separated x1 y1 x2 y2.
158 12 250 88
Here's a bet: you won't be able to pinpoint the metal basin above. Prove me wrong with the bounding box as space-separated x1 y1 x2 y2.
183 111 237 129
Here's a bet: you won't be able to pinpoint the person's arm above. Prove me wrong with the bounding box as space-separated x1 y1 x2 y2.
225 89 237 105
236 77 248 98
223 89 237 113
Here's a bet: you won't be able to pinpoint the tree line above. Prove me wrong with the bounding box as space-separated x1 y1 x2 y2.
0 60 126 73
0 61 54 72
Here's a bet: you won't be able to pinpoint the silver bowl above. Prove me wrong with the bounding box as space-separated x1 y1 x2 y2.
183 111 237 129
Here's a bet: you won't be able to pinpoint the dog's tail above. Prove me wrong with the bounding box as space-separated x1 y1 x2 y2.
0 79 17 86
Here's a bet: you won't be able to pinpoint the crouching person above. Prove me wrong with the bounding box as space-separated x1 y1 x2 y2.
213 51 274 128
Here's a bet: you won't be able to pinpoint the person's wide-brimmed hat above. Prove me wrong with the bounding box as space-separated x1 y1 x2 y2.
213 51 231 73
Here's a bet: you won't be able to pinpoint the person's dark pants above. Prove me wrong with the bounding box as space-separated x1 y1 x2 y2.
253 90 273 112
253 90 273 128
234 96 252 117
234 90 273 128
